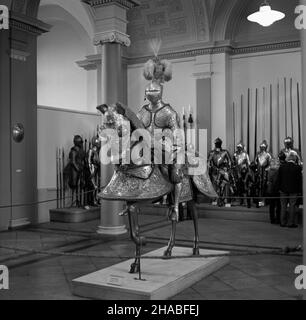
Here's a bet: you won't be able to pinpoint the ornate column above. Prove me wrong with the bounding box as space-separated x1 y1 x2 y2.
83 0 139 235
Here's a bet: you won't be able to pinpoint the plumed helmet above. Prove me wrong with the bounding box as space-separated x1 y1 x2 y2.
143 57 172 84
73 135 83 147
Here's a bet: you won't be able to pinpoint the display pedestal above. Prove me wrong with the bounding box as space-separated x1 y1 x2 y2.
71 246 229 300
50 207 100 223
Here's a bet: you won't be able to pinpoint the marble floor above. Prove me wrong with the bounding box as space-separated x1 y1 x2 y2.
0 213 303 300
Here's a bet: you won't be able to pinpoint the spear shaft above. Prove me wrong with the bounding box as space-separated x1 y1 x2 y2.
254 88 258 158
56 148 59 209
290 78 294 139
297 82 302 153
62 148 65 208
284 77 287 137
247 88 250 154
233 102 236 151
270 84 273 155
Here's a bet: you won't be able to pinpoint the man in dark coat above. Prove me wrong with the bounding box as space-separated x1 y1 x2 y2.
266 158 280 224
276 153 302 228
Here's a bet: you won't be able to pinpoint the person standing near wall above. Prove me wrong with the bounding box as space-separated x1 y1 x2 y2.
266 157 281 224
276 153 302 228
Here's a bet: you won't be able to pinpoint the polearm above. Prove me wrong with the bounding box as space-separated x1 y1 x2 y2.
56 148 59 209
263 87 266 140
284 77 288 137
290 78 294 139
277 81 280 151
269 84 273 155
182 108 187 153
59 148 63 208
254 88 258 158
233 102 236 151
297 82 302 153
247 88 250 154
62 148 65 208
241 94 243 143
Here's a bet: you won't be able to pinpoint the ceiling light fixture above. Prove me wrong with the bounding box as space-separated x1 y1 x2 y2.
247 0 285 27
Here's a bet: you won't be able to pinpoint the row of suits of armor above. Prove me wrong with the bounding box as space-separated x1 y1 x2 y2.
63 135 101 208
207 136 302 207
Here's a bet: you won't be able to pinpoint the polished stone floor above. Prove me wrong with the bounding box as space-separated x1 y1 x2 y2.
0 212 303 300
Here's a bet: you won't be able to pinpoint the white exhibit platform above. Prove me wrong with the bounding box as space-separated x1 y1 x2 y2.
72 246 229 300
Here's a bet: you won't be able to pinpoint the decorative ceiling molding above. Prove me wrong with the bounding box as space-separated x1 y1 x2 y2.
126 40 301 65
231 40 301 55
10 11 51 35
10 0 41 18
82 0 140 10
76 39 301 70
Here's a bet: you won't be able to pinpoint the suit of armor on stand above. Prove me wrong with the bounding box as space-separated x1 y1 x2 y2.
208 138 235 207
233 142 250 206
255 140 272 207
64 135 86 207
87 136 101 205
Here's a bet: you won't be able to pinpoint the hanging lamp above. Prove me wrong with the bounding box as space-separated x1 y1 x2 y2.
247 1 285 27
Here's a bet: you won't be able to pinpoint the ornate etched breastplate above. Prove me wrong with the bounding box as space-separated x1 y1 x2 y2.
140 104 170 134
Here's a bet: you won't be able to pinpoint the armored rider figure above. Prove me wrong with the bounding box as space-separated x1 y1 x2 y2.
255 140 272 206
137 57 186 222
233 141 250 206
208 137 234 206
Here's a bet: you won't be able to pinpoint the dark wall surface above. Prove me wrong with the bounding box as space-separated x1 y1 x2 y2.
0 29 12 230
0 27 38 230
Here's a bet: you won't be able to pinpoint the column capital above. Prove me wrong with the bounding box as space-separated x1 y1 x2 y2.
82 0 139 48
94 30 131 47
